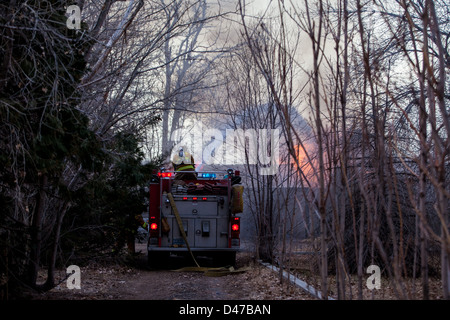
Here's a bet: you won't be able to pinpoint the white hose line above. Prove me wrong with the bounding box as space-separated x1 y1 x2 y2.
259 261 335 300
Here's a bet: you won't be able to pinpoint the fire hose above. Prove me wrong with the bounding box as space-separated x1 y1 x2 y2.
166 192 248 276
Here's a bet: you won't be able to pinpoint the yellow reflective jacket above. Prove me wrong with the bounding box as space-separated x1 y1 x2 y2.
172 153 195 171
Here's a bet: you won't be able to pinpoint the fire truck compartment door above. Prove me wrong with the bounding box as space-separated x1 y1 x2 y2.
171 218 195 247
195 219 216 247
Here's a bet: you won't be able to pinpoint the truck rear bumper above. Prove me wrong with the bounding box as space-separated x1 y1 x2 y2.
148 246 239 252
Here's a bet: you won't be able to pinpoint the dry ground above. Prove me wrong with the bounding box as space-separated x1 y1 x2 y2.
29 246 314 300
26 241 444 300
283 241 444 300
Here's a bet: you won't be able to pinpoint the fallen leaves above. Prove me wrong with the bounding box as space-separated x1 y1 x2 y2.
31 251 316 300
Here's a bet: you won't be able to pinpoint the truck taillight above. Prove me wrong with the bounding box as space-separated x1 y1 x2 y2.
231 217 240 235
149 217 158 238
230 216 240 248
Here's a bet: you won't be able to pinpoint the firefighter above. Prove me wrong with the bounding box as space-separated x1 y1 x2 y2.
114 213 148 255
126 214 148 254
172 146 197 181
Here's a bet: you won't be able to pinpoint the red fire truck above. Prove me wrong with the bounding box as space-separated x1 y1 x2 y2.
147 169 243 268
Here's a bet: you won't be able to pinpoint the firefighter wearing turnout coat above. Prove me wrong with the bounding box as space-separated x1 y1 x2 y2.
172 146 197 181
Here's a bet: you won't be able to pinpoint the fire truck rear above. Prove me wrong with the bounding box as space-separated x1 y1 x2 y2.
147 169 243 268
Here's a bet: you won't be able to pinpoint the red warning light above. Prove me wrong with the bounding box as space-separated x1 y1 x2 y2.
150 223 158 230
232 224 239 231
157 172 172 178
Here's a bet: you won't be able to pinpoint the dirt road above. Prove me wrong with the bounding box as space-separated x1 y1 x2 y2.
31 246 313 300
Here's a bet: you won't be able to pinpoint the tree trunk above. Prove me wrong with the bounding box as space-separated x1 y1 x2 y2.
418 47 429 300
27 174 48 289
43 201 70 291
443 248 450 300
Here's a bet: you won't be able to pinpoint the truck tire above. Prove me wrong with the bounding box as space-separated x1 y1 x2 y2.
148 251 169 269
213 251 236 267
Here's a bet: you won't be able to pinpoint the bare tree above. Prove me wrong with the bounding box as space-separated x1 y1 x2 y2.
236 0 333 298
376 0 450 299
236 0 449 300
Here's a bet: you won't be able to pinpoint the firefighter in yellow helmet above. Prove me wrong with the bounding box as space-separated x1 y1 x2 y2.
172 146 197 181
